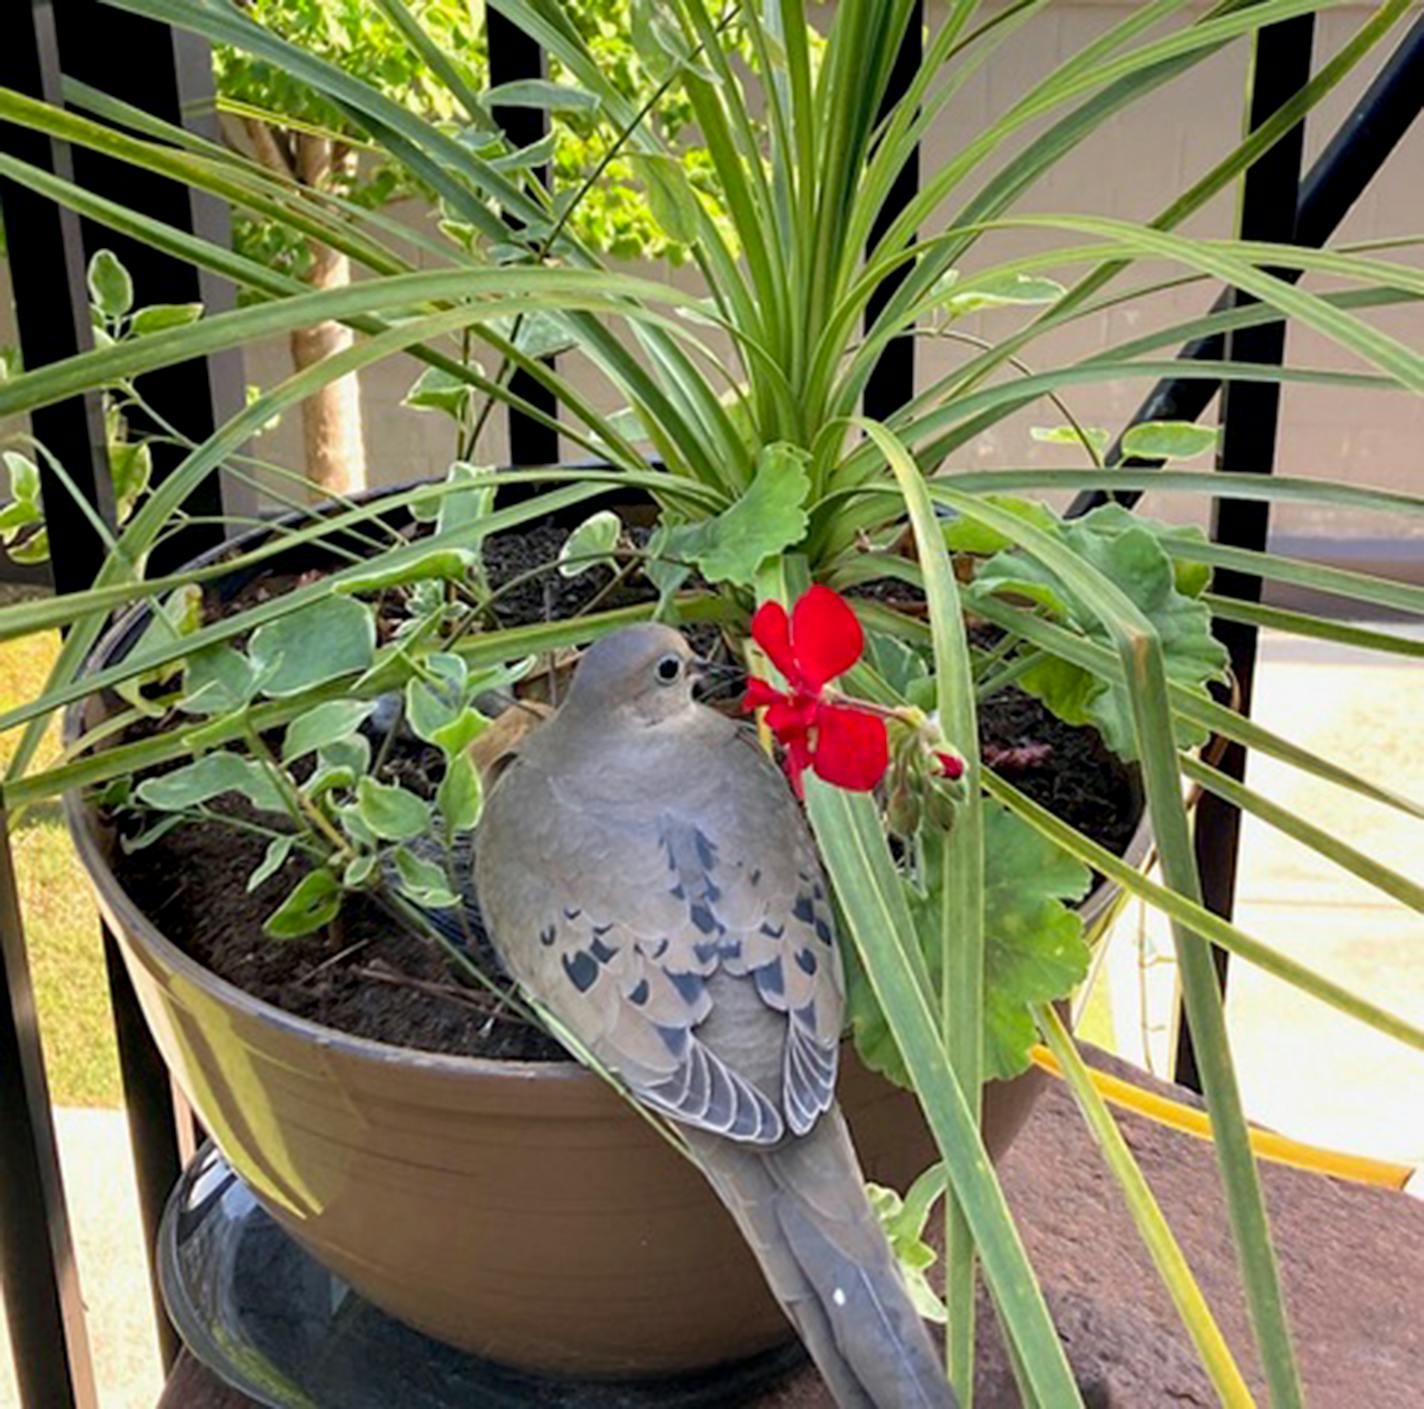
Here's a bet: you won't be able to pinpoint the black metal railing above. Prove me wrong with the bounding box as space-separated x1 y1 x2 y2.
0 5 1420 1404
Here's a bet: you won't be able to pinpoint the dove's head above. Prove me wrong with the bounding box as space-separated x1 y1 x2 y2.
565 624 703 727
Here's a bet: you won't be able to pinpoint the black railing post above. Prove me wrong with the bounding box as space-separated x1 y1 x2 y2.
0 0 115 592
55 0 253 575
863 1 923 421
487 7 560 467
0 6 104 1406
1173 16 1316 1091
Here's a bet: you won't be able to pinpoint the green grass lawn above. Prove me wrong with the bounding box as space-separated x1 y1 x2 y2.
0 627 120 1107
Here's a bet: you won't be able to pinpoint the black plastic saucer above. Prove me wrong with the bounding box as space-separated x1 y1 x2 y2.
159 1144 805 1409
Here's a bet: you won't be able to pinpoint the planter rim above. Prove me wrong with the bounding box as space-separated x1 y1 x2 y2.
63 474 1152 1088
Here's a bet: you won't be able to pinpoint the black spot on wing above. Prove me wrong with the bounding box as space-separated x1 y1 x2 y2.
689 903 720 935
692 829 719 871
760 920 785 939
563 906 582 921
628 978 650 1006
791 895 815 925
667 970 706 1005
589 935 619 964
796 948 818 976
656 1023 690 1058
755 958 784 1000
539 924 556 947
562 950 598 994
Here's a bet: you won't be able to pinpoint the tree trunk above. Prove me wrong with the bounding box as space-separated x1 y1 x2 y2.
243 123 367 498
290 134 366 498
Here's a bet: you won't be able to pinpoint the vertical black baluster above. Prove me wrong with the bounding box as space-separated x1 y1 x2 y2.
863 1 923 422
1175 17 1315 1091
0 5 103 1401
56 1 252 574
488 7 560 467
47 4 250 1365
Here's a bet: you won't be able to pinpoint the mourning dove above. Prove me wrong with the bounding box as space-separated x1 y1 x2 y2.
472 623 957 1408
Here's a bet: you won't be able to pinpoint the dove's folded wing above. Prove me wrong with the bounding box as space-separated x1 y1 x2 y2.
475 733 844 1145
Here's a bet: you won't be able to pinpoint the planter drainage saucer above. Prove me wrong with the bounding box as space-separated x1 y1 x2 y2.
161 1144 806 1409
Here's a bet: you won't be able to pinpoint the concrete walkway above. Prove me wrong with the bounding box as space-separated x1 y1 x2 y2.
0 1110 162 1409
1100 625 1424 1167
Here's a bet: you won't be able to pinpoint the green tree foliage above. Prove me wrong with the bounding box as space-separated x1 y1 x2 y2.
215 0 711 271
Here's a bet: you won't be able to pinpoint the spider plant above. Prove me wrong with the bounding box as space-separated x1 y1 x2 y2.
1 0 1423 1402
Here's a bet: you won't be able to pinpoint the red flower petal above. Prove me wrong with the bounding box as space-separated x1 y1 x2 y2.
783 733 814 800
935 751 965 781
791 585 864 692
765 695 817 735
750 600 798 684
742 676 784 713
811 703 889 792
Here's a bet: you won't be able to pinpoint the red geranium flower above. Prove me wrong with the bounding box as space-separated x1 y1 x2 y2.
743 585 889 798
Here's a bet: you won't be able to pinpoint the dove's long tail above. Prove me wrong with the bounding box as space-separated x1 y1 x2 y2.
688 1108 958 1409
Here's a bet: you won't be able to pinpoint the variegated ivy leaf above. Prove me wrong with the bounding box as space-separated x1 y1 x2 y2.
1120 420 1220 461
302 736 372 803
335 548 475 595
249 596 375 698
117 585 204 714
135 751 286 815
1030 424 1111 457
130 303 203 336
393 846 460 909
403 365 478 420
437 753 483 833
247 835 297 892
180 644 258 717
282 700 376 763
264 869 341 939
558 510 622 577
355 776 429 841
946 273 1066 316
87 248 133 319
866 1183 946 1324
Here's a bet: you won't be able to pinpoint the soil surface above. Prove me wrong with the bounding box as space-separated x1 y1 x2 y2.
107 519 1139 1064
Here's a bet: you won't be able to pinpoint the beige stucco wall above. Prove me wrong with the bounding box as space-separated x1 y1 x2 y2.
3 2 1420 547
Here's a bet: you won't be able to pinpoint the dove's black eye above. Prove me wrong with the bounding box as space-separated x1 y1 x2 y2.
655 653 683 685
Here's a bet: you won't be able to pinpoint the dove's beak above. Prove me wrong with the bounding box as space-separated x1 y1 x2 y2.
691 657 746 701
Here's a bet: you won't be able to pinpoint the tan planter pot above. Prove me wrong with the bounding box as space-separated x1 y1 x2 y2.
64 492 1149 1378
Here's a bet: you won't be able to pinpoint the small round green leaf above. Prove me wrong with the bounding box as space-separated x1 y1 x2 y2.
558 510 622 578
87 249 133 319
130 303 204 336
282 700 376 763
1120 420 1220 461
437 754 483 833
249 597 376 698
264 870 341 939
356 776 430 841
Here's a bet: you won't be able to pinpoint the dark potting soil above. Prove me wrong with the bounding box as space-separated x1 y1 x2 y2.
109 521 1139 1065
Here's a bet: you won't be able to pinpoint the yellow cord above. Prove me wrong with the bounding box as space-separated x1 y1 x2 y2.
1029 1045 1414 1190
